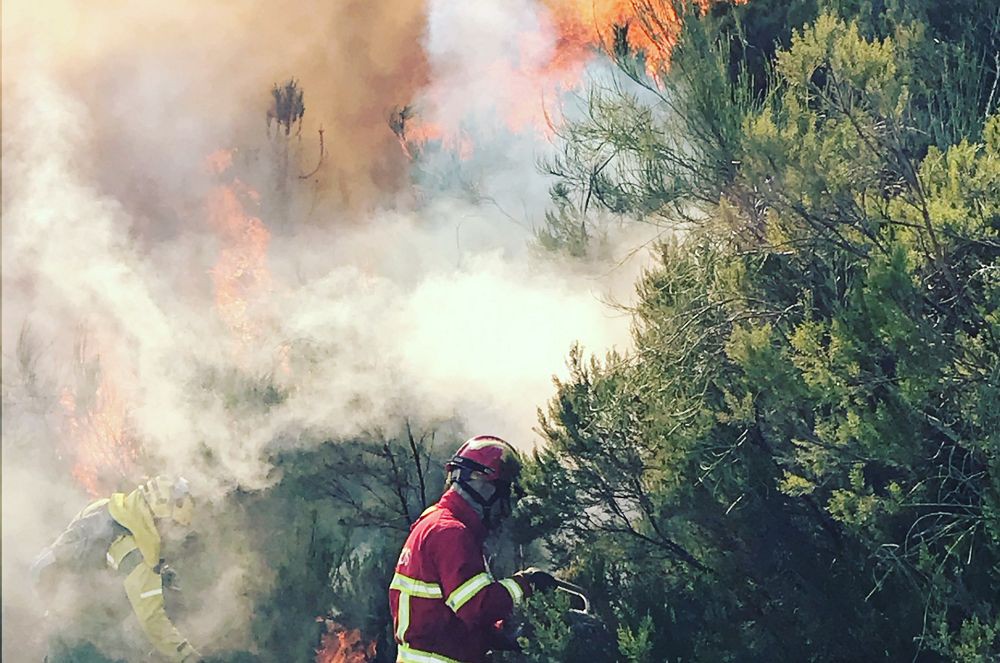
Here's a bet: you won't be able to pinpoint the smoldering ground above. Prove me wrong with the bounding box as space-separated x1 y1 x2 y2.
2 0 656 659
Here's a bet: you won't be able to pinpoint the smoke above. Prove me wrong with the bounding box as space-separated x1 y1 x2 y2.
2 0 430 212
2 0 654 658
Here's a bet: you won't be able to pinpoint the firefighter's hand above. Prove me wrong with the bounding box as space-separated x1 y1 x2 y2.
514 567 558 593
159 563 181 591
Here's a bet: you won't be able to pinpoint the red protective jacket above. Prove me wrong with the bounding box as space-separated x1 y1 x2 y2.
389 489 530 663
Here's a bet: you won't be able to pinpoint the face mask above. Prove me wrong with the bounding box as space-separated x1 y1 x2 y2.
495 481 513 519
482 481 516 530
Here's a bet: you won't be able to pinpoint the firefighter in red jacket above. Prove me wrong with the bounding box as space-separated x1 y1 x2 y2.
389 435 556 663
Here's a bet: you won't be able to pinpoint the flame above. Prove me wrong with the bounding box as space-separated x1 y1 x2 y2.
542 0 692 79
60 372 139 497
401 0 728 159
205 149 273 347
315 619 376 663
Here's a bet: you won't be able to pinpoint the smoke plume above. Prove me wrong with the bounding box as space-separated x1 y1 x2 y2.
2 0 655 658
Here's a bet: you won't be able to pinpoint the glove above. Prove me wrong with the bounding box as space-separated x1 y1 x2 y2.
157 563 181 591
489 630 522 653
514 567 558 593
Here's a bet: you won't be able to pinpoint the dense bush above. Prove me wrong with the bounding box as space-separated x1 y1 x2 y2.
521 1 999 660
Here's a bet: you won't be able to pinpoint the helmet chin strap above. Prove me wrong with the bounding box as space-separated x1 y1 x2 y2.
452 471 504 529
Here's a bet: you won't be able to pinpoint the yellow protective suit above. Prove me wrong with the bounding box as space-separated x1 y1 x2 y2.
105 488 200 663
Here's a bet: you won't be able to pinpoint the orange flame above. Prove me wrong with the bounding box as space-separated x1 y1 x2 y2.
205 149 272 347
542 0 691 79
60 373 139 497
315 619 376 663
400 0 706 159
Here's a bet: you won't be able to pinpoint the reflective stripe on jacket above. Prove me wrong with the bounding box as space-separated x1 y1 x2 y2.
389 489 529 663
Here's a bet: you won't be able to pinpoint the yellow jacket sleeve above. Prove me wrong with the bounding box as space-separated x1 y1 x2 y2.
108 489 162 567
122 562 200 662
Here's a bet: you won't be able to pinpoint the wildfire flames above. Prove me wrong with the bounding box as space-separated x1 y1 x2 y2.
543 0 693 78
315 619 376 663
60 373 139 497
398 0 726 159
397 119 476 162
205 149 273 347
13 0 750 651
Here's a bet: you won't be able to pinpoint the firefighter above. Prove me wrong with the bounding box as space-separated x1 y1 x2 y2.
389 435 557 663
31 476 201 662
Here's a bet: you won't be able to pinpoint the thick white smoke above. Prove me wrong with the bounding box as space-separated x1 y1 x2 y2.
2 0 653 658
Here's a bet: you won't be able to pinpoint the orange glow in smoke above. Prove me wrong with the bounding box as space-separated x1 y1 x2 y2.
315 619 376 663
60 375 139 497
205 149 272 346
398 120 475 162
542 0 693 79
399 1 732 159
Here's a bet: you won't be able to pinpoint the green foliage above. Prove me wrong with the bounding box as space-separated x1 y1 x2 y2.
228 482 344 661
617 614 656 663
496 591 616 663
514 592 580 661
540 2 763 253
821 0 999 148
527 2 1000 660
179 425 449 662
535 184 593 258
46 643 123 663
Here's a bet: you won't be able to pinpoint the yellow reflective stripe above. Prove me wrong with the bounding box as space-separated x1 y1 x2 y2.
396 644 464 663
139 588 162 599
396 592 410 643
445 572 492 613
391 573 443 598
499 577 524 604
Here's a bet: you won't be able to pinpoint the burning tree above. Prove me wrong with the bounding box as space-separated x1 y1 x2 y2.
264 78 326 206
59 338 142 496
267 78 305 137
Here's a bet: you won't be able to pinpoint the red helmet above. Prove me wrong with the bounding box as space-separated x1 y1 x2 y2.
446 435 521 484
446 435 522 528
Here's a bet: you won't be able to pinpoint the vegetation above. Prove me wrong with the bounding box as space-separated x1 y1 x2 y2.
49 0 999 660
521 0 999 660
213 426 451 662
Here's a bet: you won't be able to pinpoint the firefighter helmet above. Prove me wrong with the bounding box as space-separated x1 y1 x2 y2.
446 435 521 483
446 436 521 528
140 476 194 527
